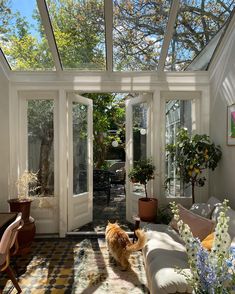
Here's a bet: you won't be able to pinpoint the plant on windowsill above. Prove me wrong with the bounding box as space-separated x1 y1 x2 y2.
128 158 158 222
166 128 222 204
8 170 40 255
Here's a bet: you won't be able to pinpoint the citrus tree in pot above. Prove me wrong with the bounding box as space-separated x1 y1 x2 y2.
166 128 222 204
8 170 40 255
128 158 157 222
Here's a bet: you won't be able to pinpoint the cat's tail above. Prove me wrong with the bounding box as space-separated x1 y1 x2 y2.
126 229 146 252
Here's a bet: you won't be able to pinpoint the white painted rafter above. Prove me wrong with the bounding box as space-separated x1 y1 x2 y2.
158 0 180 71
104 0 113 72
37 0 62 72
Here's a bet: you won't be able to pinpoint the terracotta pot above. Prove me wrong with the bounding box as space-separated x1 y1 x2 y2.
8 198 36 255
138 197 158 222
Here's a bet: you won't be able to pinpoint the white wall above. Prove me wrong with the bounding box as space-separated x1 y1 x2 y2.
209 23 235 209
0 68 10 211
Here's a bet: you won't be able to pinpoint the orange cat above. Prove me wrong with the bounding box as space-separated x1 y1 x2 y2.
105 221 146 270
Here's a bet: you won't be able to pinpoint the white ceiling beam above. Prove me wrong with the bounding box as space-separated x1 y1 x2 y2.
37 0 62 72
104 0 113 72
158 0 180 71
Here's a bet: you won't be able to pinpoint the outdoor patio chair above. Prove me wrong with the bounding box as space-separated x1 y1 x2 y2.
108 162 126 185
93 169 112 204
0 213 24 293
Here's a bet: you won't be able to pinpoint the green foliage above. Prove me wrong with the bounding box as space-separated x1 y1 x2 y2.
46 0 105 69
166 128 222 203
156 205 173 225
0 0 234 70
81 93 125 168
128 158 155 198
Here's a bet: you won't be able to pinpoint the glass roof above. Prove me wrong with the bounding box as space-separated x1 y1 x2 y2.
46 0 106 70
113 0 171 71
0 0 234 72
0 0 54 70
165 0 235 71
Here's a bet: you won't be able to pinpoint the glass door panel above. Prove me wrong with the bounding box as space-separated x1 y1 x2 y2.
72 102 88 195
125 94 152 222
68 93 93 231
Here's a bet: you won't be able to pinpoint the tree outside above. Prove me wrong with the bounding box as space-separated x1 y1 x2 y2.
0 0 234 70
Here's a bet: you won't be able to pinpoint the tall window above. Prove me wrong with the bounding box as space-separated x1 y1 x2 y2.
27 99 54 196
165 100 192 197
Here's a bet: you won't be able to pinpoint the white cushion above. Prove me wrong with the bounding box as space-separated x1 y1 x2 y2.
190 203 213 218
142 227 192 293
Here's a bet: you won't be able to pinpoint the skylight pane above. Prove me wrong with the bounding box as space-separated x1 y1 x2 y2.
46 0 106 70
165 0 235 71
113 0 171 71
0 0 54 70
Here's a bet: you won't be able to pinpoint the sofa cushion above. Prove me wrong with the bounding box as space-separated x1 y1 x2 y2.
170 204 216 241
207 196 221 207
190 203 213 218
201 232 214 250
142 224 192 293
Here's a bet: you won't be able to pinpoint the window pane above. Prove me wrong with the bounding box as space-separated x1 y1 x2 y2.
132 102 148 196
73 102 88 194
165 0 235 71
165 100 192 197
28 100 54 196
0 0 54 70
133 103 148 162
46 0 106 70
113 0 171 71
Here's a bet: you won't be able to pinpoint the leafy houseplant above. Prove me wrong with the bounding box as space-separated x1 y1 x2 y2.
128 159 158 222
128 158 155 198
166 128 222 204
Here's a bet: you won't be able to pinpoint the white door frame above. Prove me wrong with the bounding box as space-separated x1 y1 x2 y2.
67 93 93 232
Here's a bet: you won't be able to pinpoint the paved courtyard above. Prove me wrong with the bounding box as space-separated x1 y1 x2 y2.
77 184 134 232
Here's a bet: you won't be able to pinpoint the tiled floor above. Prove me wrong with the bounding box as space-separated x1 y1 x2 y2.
77 184 134 232
1 238 148 293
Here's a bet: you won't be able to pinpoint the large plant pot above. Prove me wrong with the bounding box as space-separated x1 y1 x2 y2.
8 198 36 255
138 197 158 222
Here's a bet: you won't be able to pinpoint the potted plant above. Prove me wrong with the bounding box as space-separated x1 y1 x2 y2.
166 128 222 204
8 170 40 255
128 158 158 222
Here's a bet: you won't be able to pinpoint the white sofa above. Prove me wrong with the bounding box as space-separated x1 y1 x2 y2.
141 197 235 294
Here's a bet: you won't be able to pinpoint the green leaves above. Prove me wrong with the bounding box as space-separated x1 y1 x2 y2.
166 128 222 202
128 158 155 198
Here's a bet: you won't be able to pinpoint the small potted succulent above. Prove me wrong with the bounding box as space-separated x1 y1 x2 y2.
8 170 40 255
128 158 158 222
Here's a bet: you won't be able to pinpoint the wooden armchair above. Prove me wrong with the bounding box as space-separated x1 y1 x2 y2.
0 213 24 293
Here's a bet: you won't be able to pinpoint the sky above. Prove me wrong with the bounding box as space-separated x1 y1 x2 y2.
11 0 39 37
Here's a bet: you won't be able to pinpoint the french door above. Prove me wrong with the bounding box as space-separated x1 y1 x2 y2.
125 94 153 222
67 93 93 231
